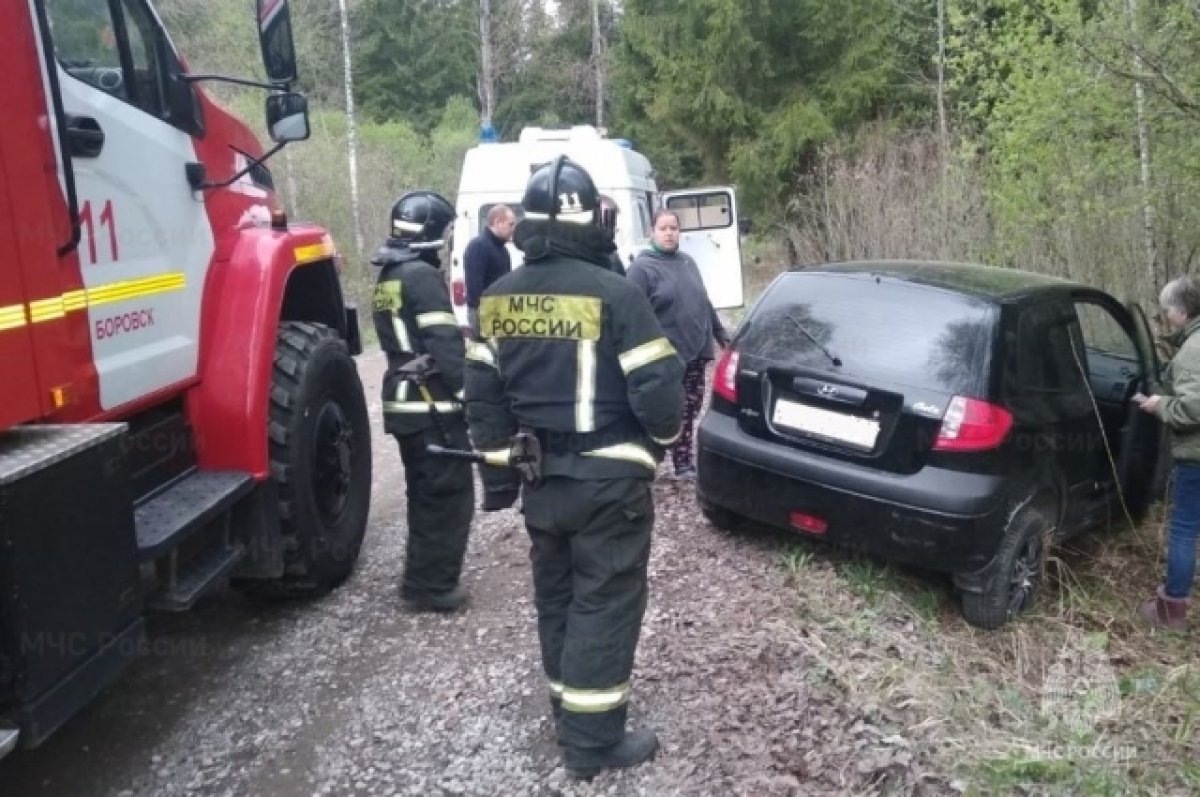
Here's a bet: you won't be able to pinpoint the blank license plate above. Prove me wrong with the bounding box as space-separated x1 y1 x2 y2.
772 398 880 449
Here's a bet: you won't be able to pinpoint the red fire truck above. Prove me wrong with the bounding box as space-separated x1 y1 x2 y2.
0 0 372 759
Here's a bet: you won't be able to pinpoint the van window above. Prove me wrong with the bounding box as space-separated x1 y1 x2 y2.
666 191 733 232
739 273 996 395
633 197 651 240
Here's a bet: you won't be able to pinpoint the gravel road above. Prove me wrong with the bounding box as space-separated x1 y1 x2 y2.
1 350 955 796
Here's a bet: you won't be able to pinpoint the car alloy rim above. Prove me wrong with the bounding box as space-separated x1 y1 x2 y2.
1008 534 1044 613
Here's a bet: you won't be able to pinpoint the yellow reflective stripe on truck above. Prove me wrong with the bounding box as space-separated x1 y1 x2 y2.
294 238 336 265
0 273 188 331
86 273 186 308
61 289 88 312
0 304 27 331
28 296 65 323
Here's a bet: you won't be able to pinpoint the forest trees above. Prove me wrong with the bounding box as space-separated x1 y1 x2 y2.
153 0 1200 305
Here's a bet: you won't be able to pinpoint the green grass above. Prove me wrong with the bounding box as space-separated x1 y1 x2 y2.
772 502 1200 796
836 557 895 606
973 753 1128 796
779 545 815 576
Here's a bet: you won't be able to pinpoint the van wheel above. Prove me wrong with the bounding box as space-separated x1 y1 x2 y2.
699 497 739 531
960 508 1048 630
238 322 372 598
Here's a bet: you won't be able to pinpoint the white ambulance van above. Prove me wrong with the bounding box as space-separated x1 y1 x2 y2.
448 125 745 330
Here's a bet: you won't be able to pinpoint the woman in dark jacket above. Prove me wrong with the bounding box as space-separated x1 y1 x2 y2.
627 209 730 479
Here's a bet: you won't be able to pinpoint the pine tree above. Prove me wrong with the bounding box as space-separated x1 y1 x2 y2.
356 0 479 132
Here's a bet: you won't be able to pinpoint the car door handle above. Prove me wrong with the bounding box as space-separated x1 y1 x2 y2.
65 115 105 158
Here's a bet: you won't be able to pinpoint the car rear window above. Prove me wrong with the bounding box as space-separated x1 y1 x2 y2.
739 273 996 396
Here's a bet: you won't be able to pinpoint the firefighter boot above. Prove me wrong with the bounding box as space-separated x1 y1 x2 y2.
401 584 468 612
565 729 659 780
1138 585 1188 631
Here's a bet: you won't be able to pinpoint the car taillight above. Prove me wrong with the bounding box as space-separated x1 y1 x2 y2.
713 349 739 403
790 511 828 535
452 279 465 306
934 396 1013 452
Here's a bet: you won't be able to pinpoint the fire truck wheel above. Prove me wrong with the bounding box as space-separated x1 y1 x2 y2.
243 321 372 597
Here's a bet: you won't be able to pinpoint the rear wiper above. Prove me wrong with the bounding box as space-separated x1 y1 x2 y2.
789 315 842 367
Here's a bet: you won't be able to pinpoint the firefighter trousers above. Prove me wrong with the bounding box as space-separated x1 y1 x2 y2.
521 475 654 749
394 418 475 597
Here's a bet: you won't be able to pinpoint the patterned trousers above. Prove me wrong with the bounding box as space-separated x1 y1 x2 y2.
671 357 707 473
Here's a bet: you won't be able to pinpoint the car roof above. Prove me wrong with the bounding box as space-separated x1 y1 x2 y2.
787 260 1089 302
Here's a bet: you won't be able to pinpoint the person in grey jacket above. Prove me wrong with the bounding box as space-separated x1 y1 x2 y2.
1135 275 1200 631
626 209 730 479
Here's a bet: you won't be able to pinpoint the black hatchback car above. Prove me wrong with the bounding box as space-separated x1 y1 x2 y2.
696 261 1163 628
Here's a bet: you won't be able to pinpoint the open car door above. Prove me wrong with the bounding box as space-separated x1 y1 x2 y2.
661 187 744 309
1116 301 1165 521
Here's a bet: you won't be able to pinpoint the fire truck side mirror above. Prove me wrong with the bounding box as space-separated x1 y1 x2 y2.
266 92 311 144
256 0 299 86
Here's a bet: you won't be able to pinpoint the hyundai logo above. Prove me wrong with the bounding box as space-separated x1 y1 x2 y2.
818 384 838 398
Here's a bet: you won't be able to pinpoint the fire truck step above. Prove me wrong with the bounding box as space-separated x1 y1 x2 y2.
135 471 256 561
147 542 247 612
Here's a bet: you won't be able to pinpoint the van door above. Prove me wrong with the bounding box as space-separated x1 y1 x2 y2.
661 187 744 309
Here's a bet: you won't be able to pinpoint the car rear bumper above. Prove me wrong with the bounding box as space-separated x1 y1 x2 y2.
696 411 1009 575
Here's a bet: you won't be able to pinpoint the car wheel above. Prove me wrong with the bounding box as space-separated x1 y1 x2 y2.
960 507 1048 630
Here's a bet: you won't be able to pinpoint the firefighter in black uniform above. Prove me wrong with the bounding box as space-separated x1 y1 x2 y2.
464 157 684 778
372 190 474 611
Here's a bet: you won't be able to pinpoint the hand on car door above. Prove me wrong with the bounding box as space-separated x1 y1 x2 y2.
1134 392 1160 413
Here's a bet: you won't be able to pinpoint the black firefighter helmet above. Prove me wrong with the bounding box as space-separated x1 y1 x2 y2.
522 156 600 225
389 190 455 249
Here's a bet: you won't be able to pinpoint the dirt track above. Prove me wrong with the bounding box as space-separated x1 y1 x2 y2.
0 349 954 796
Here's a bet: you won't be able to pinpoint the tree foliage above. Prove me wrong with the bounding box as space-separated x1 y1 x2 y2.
355 0 478 132
151 0 1200 307
947 0 1200 293
614 0 936 209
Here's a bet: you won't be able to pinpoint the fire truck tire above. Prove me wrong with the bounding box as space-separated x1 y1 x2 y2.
241 321 372 598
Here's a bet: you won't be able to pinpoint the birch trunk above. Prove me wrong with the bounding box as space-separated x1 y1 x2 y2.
479 0 496 125
283 146 299 217
936 0 948 251
936 0 947 154
592 0 604 128
338 0 365 258
1125 0 1158 293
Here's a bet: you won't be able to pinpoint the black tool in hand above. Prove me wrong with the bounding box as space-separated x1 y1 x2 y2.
427 430 542 487
397 353 456 445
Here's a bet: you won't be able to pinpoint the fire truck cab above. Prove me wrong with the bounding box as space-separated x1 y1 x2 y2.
0 0 372 759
